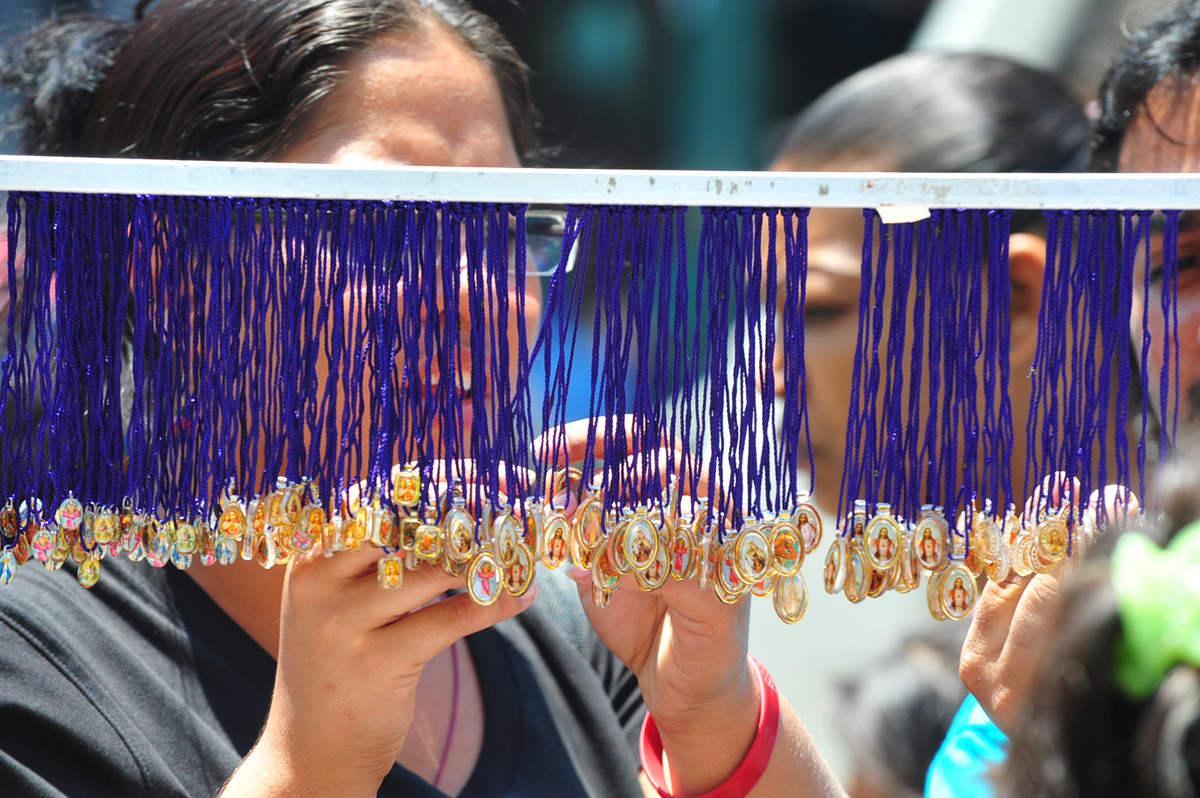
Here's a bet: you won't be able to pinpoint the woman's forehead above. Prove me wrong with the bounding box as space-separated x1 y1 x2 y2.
1120 71 1200 174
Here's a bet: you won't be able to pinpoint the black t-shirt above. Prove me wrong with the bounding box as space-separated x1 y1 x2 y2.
0 558 645 797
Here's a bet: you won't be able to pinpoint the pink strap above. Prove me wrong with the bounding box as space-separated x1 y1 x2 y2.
639 655 780 798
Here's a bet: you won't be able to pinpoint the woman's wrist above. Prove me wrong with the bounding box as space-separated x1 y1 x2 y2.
221 734 382 798
641 655 778 797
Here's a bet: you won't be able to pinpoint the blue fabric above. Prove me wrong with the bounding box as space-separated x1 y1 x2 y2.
926 694 1009 798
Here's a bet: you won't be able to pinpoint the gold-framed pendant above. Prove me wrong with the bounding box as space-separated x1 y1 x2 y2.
773 572 808 624
769 520 804 577
793 497 823 555
1036 514 1069 564
444 502 477 565
634 528 671 592
541 509 571 569
864 504 901 571
668 517 697 581
913 505 950 572
591 537 623 593
415 521 443 561
501 543 535 597
623 508 659 573
393 466 422 508
823 536 847 595
939 563 978 620
466 551 502 606
378 554 405 590
926 568 948 621
844 546 867 604
733 523 771 584
76 555 100 588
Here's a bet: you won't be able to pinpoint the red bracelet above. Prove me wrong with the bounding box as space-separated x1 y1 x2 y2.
639 654 780 798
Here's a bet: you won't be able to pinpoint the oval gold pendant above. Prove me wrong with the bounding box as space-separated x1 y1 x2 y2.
864 505 901 571
541 512 570 569
502 544 534 597
623 511 659 573
913 506 949 572
76 556 100 588
467 551 502 606
823 537 847 595
769 521 804 577
773 572 808 624
844 546 867 604
668 520 696 581
733 525 771 584
591 537 623 593
939 563 977 620
926 569 947 620
792 499 823 555
635 531 671 592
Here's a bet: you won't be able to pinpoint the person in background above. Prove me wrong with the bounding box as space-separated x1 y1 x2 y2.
998 457 1200 798
767 52 1091 798
944 4 1200 796
767 50 1091 518
835 624 967 798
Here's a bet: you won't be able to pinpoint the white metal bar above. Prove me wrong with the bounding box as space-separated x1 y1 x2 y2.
1 155 1200 209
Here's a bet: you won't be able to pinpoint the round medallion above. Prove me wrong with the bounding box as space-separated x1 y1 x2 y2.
445 509 476 565
1037 517 1069 563
733 526 771 584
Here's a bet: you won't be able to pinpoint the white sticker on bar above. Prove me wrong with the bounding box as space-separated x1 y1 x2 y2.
876 204 932 224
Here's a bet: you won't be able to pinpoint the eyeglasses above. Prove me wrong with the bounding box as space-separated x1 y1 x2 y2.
521 210 580 277
248 206 580 278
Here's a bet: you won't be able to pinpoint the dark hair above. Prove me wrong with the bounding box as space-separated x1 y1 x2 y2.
1000 459 1200 798
775 51 1089 176
0 0 539 162
836 623 968 798
1092 0 1200 173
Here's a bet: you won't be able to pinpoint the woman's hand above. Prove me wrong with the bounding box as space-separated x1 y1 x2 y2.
960 476 1138 735
538 419 760 796
221 481 536 798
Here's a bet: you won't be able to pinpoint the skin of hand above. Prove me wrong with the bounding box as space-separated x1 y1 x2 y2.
220 467 536 798
959 476 1138 735
538 417 846 798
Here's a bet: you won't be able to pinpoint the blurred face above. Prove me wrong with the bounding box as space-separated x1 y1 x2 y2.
767 154 1043 512
1119 74 1200 433
280 22 541 447
767 198 869 509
